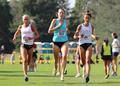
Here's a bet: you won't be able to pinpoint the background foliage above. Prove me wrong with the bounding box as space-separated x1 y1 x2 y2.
0 0 120 53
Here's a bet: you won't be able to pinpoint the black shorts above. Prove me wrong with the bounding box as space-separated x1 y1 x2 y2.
33 57 37 62
101 56 112 61
80 43 92 51
21 44 33 50
112 52 119 57
53 41 67 49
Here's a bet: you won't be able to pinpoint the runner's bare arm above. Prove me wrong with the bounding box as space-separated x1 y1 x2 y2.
73 24 81 39
48 19 62 33
91 25 97 39
31 23 40 40
12 25 21 43
66 19 70 34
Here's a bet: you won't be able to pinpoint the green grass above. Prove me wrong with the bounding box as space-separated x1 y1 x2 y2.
1 55 120 86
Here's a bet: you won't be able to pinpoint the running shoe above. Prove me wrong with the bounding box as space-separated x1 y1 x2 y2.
85 76 89 83
24 76 29 82
105 74 109 79
75 73 80 78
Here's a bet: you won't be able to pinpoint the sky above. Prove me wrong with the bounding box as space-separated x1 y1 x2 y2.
7 0 76 8
68 0 75 8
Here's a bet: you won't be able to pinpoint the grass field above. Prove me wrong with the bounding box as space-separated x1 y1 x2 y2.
0 54 120 86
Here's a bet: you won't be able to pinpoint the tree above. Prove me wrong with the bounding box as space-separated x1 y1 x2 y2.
68 0 84 41
0 0 14 53
94 0 120 37
9 0 23 33
10 0 70 42
70 0 120 39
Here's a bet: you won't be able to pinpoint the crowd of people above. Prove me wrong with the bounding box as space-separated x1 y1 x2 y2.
0 8 119 83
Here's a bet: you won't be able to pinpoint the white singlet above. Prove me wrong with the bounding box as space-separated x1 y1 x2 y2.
112 39 120 52
21 24 34 45
78 23 92 45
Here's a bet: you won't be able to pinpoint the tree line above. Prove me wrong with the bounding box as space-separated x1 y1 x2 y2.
0 0 120 53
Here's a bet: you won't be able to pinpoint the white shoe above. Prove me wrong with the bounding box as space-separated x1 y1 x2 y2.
28 68 34 72
52 70 57 76
82 74 85 79
75 73 80 78
34 68 37 72
60 75 64 81
111 72 117 76
56 72 60 76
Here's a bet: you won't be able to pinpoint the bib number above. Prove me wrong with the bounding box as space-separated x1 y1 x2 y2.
58 30 65 36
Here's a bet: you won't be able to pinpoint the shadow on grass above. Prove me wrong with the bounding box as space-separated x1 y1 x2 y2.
64 81 120 85
46 79 120 85
0 70 22 73
0 71 120 85
0 78 8 80
89 81 120 84
0 70 75 78
0 73 58 77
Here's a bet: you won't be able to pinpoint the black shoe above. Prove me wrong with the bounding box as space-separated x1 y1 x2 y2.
105 74 109 79
85 76 89 83
96 57 99 63
90 59 95 64
64 70 67 75
24 76 29 82
96 60 99 64
80 64 83 67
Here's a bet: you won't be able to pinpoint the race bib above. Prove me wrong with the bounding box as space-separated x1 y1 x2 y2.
23 36 33 43
58 30 65 36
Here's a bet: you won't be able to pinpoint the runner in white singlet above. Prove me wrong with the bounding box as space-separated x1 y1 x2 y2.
13 14 39 82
